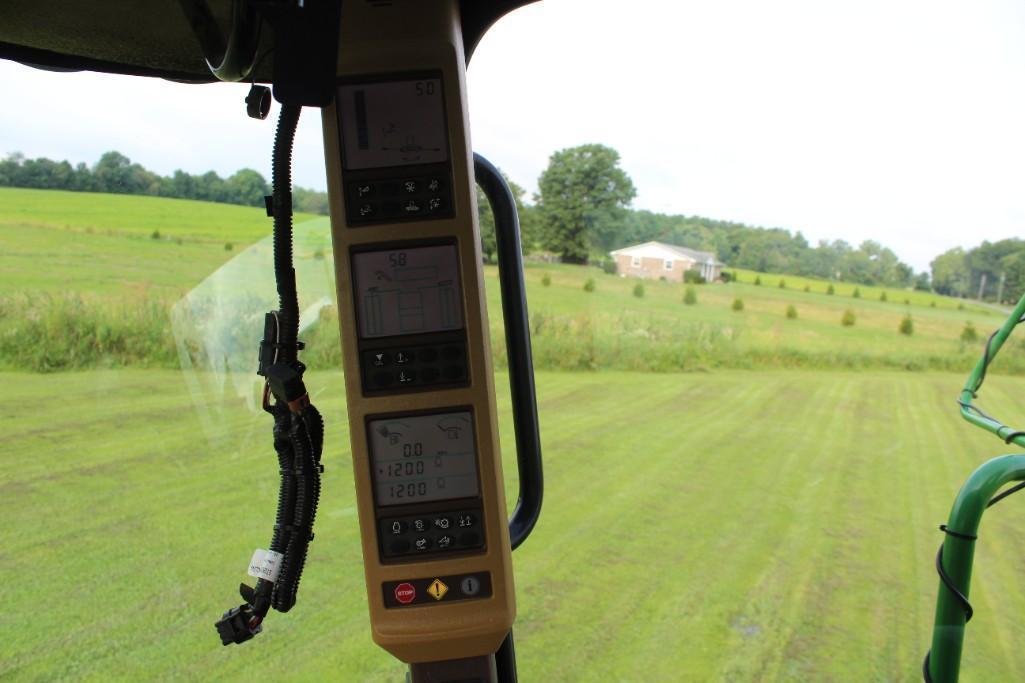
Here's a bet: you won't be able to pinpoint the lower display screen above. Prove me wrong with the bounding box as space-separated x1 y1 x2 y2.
368 411 479 506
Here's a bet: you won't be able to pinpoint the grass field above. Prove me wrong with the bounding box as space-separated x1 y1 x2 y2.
2 188 1020 375
5 188 1025 680
0 187 319 297
4 369 1025 681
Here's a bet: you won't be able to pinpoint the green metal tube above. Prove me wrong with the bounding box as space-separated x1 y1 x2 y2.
927 454 1025 682
959 295 1025 446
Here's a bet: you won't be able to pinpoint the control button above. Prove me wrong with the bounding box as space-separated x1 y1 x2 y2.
442 365 464 381
373 371 393 387
433 516 453 531
457 513 477 528
421 367 440 383
371 352 389 367
412 518 429 533
460 576 481 596
418 348 438 363
441 346 463 361
403 180 418 194
414 536 432 552
427 578 448 601
398 369 417 384
427 197 444 213
389 539 411 555
394 350 413 365
394 582 416 604
459 532 481 547
437 534 454 549
388 520 408 535
403 199 422 214
426 178 442 193
357 203 375 218
355 183 374 198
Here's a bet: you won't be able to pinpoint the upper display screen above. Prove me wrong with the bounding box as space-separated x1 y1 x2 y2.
352 245 464 339
338 78 449 170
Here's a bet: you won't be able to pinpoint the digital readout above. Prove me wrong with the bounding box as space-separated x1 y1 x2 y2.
368 412 480 506
338 78 448 170
352 245 463 339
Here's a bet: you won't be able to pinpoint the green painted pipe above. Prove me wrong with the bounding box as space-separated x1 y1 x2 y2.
927 454 1025 682
959 295 1025 445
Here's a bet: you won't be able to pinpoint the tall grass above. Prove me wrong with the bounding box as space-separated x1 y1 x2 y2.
0 293 176 372
5 294 1025 376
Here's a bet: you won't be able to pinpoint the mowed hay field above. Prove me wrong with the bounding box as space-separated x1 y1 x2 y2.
5 188 1025 680
1 187 1019 375
4 370 1025 681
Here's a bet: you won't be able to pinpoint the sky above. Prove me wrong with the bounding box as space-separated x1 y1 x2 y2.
2 0 1025 272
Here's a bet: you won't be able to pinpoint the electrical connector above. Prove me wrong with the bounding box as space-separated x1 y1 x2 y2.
215 605 262 646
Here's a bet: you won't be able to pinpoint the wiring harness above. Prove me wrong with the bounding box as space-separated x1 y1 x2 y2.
215 103 324 646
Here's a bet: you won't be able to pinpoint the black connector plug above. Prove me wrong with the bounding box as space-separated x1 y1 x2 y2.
265 361 309 411
215 605 262 646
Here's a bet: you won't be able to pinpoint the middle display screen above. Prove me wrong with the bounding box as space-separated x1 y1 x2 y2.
352 244 464 339
368 411 480 506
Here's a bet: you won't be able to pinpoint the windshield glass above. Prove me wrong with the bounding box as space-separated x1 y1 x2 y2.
4 2 1025 681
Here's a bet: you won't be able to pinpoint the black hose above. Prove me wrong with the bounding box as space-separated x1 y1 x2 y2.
272 104 302 362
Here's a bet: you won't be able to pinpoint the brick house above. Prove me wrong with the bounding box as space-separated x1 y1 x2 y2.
610 241 725 282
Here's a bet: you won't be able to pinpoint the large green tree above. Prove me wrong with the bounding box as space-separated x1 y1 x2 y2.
536 144 635 263
931 247 969 297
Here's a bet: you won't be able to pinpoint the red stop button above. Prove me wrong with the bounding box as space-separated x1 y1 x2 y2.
395 582 416 604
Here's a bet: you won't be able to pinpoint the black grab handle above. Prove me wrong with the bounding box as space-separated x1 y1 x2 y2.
473 152 543 551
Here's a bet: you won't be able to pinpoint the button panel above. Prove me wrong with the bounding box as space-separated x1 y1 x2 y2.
382 571 493 608
362 342 468 394
346 173 452 226
379 506 485 560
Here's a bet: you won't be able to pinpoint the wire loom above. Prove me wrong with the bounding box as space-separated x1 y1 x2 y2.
215 103 324 646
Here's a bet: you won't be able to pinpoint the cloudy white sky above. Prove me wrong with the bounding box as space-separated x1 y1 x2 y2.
2 0 1024 272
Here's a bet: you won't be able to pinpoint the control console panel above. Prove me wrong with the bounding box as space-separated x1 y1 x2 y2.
322 0 515 667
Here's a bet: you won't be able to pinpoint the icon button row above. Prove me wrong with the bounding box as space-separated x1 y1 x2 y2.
380 509 484 559
383 572 492 608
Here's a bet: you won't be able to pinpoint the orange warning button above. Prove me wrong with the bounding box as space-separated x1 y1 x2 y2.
426 578 449 601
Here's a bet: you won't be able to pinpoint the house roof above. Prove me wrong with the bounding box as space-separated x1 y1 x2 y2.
610 241 725 266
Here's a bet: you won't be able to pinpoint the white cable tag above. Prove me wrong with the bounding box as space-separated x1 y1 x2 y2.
247 549 284 582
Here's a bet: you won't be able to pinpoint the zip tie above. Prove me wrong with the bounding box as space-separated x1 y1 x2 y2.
938 524 977 541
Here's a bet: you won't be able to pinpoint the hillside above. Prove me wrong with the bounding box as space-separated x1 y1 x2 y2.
0 187 318 297
0 187 1017 374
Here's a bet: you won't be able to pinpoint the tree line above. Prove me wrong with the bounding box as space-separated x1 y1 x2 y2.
0 151 330 215
932 240 1025 303
479 143 927 289
5 147 931 290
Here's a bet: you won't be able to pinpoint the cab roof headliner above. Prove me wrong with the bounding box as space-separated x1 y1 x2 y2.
0 1 533 82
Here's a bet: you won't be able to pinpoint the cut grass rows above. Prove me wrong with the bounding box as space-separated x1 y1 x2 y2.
4 369 1025 680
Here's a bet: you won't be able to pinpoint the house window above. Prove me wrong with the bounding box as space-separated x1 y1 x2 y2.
664 259 673 271
631 255 641 267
